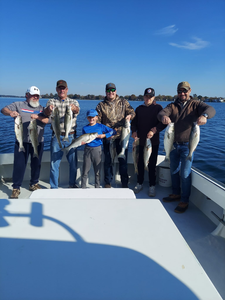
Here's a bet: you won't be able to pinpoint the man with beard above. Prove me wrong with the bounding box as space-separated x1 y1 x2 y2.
157 81 216 213
1 86 49 198
96 83 135 188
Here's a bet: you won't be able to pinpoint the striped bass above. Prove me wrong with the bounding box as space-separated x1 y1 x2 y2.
63 105 73 142
62 133 98 153
14 116 25 152
164 123 175 162
132 139 139 174
110 136 117 165
144 138 152 170
186 122 200 161
118 119 130 160
28 119 39 158
51 107 62 148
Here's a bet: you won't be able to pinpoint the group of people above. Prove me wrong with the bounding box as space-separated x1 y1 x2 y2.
1 80 215 213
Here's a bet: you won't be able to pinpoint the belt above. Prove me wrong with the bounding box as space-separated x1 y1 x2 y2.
60 131 76 136
174 141 188 145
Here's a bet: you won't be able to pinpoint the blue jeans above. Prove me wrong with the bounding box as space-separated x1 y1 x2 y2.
103 139 128 187
12 141 44 189
170 143 193 203
50 134 77 189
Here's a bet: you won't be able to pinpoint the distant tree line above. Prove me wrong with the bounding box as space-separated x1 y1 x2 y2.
40 93 223 102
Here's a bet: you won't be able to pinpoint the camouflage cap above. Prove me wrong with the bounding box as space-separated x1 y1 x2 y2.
56 80 68 88
177 81 191 91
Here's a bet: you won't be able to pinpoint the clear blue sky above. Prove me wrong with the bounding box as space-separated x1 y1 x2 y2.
0 0 224 98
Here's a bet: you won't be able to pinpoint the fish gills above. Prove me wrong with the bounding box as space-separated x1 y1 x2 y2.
28 119 39 158
144 138 152 170
186 123 200 161
51 107 62 148
118 119 130 160
132 139 139 174
164 123 175 162
63 105 73 142
15 116 25 152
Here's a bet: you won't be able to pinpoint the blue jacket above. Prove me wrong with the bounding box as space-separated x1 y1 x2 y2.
82 123 116 147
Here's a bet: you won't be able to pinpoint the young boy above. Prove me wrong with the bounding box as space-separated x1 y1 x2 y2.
81 109 116 188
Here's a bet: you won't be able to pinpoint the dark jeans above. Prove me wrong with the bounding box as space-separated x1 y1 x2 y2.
12 141 44 189
103 139 128 186
137 144 159 187
170 143 193 203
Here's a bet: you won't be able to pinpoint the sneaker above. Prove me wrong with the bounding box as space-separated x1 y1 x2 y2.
105 184 111 188
174 202 189 213
29 183 42 191
133 183 143 194
163 194 181 202
149 186 156 197
10 189 20 199
69 184 79 188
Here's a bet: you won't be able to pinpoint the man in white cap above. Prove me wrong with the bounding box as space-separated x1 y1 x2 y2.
1 86 49 198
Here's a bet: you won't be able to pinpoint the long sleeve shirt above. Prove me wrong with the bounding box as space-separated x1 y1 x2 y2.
157 99 216 143
82 123 116 147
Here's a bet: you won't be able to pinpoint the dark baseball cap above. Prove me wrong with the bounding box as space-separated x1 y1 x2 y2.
144 88 155 97
106 83 116 90
56 80 68 88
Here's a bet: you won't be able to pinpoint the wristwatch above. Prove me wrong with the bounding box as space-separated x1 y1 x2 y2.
202 113 208 118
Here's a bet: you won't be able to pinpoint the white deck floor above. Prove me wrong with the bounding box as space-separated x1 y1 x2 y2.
0 178 225 299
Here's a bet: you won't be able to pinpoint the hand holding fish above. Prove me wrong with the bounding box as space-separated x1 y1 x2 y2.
70 104 79 114
125 115 132 121
161 116 171 125
147 131 154 139
10 111 19 118
197 115 207 126
132 132 139 141
30 114 38 120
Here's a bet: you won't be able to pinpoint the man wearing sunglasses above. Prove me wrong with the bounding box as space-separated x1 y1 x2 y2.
157 81 215 213
96 83 135 188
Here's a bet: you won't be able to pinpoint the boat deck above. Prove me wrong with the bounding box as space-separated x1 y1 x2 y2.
1 177 225 298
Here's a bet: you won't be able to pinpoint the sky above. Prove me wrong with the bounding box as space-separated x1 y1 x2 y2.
0 0 225 98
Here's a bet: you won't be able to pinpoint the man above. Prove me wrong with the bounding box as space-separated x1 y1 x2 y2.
45 80 80 189
96 83 135 188
131 87 166 197
157 81 216 213
1 86 49 198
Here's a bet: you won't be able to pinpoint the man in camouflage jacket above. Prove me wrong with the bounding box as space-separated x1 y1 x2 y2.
96 83 135 188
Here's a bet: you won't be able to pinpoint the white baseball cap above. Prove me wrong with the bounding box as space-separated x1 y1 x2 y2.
26 86 40 95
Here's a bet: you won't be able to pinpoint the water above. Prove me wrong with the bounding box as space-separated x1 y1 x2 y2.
0 98 224 184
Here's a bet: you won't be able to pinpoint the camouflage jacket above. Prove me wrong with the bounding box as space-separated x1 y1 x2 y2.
96 96 135 138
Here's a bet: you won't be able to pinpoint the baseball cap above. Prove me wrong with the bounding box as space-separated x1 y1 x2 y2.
144 88 155 97
56 80 68 88
87 109 98 117
106 83 116 90
177 81 191 91
26 86 40 95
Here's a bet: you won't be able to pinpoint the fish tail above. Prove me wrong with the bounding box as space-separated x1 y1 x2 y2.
118 153 126 160
63 137 69 142
164 157 170 162
33 152 39 159
19 146 25 152
186 156 192 162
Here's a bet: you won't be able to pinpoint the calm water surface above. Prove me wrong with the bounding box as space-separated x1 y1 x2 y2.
0 98 224 184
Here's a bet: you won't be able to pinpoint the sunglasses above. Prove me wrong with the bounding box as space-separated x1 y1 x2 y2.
106 88 116 93
178 89 189 94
